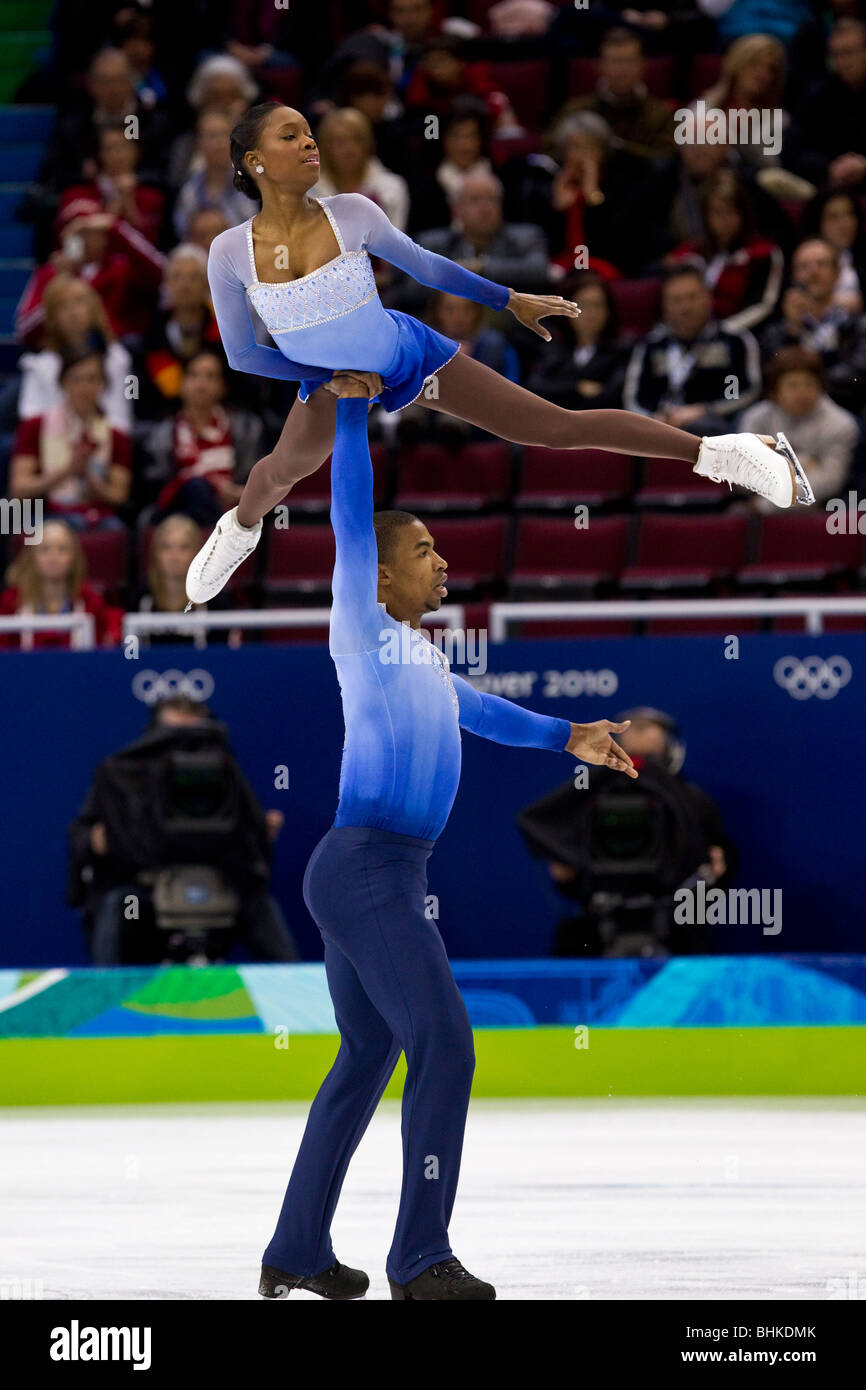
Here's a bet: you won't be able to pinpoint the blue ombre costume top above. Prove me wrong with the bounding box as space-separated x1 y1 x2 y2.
329 396 571 842
206 193 512 412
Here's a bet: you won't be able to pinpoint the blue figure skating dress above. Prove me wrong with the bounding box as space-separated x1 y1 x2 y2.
206 192 511 410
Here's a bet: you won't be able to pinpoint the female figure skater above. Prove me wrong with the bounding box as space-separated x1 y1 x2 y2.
259 383 637 1301
185 103 811 601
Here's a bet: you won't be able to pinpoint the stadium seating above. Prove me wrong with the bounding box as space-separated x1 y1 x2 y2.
635 456 726 508
518 447 633 510
620 513 750 589
511 515 631 591
394 442 511 511
737 513 863 588
422 517 509 591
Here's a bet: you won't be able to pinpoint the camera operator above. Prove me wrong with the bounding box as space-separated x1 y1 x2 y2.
517 708 737 958
68 695 299 965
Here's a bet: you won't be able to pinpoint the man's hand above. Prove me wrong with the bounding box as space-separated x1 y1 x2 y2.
323 369 383 399
548 861 577 883
565 719 638 777
90 822 108 855
507 289 581 341
782 286 810 330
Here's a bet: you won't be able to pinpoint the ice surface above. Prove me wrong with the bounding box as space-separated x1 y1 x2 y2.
2 1098 864 1301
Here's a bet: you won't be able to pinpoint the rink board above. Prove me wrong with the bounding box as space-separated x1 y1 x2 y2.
1 1027 864 1105
1 959 864 1103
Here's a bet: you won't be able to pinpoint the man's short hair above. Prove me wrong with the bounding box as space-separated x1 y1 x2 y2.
765 346 824 393
373 510 419 564
661 262 707 292
600 26 643 54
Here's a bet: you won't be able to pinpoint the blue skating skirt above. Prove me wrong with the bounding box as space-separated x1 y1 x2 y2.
299 310 461 412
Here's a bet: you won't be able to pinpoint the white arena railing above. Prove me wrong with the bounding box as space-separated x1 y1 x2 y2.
2 600 864 650
0 612 95 646
123 604 467 641
488 597 866 641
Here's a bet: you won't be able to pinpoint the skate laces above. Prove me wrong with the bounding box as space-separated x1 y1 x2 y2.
200 522 257 581
435 1259 473 1280
729 440 776 496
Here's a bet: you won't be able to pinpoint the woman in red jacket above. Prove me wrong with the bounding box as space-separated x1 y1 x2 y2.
668 169 784 333
0 518 123 650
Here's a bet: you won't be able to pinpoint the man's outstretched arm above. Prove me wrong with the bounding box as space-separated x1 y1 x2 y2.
452 674 638 777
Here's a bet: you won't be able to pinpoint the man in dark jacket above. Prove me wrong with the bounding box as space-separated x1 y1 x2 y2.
518 707 738 958
623 264 762 433
68 695 298 964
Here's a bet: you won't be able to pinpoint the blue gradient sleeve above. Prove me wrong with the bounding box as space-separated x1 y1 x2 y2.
328 396 381 656
356 195 511 312
452 674 571 751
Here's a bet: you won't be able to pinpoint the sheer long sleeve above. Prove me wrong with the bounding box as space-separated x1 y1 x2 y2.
207 230 334 388
328 396 382 656
453 673 571 751
344 194 511 312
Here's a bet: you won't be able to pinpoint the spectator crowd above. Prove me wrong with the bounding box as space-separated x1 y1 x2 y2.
1 0 865 647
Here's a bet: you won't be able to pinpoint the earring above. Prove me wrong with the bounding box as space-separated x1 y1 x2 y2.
255 164 264 174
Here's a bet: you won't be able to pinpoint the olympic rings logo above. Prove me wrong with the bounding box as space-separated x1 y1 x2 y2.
131 669 215 704
773 655 852 700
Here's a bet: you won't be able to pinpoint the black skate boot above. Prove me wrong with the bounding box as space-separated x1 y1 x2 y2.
388 1257 495 1300
259 1260 369 1300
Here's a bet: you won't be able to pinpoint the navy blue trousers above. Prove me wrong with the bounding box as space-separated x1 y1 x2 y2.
262 826 476 1285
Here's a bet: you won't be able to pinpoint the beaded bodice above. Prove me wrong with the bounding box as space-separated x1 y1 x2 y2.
245 199 377 335
375 603 460 718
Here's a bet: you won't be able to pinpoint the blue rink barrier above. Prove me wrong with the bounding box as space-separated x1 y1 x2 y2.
0 633 862 965
2 955 866 1037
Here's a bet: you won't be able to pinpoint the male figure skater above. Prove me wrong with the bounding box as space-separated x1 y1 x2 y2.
259 381 638 1302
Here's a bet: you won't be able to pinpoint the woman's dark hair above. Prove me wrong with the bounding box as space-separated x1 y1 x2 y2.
765 346 824 394
58 345 107 383
441 97 492 158
698 169 754 254
184 346 228 382
230 101 281 201
559 270 619 343
800 187 866 259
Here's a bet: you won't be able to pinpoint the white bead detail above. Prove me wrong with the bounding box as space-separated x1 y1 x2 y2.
407 625 460 716
247 250 377 334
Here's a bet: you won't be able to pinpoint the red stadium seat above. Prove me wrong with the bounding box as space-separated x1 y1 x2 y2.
78 528 128 595
491 134 543 165
738 512 863 585
422 518 508 590
515 617 635 638
264 523 335 594
260 67 303 108
689 54 723 100
489 60 551 131
636 456 725 507
511 516 631 589
570 56 673 100
289 443 388 512
620 513 749 588
518 447 633 508
609 277 662 338
261 619 331 645
394 442 511 511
